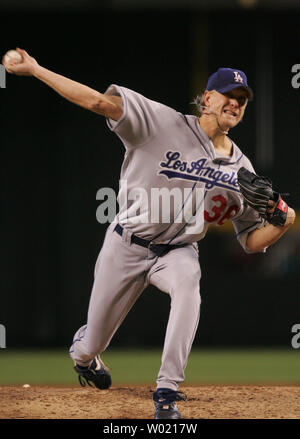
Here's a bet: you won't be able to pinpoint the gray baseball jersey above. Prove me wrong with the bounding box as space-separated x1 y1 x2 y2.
70 86 265 392
105 84 264 252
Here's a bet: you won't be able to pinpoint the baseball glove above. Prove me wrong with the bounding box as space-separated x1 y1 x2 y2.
237 167 288 227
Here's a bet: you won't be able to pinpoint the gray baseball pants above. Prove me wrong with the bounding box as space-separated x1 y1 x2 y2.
69 223 201 391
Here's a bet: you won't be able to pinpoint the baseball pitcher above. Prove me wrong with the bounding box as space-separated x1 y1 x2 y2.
3 48 295 419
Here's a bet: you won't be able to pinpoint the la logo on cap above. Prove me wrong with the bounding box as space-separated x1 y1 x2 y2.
233 71 244 83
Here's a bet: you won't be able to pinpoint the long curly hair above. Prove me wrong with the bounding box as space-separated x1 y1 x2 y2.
190 92 205 116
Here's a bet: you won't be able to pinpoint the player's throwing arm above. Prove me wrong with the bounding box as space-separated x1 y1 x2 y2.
2 48 123 121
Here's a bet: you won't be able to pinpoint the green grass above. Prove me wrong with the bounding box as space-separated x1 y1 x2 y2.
0 349 300 386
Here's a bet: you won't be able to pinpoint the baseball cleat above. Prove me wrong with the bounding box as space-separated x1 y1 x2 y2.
153 388 187 419
74 355 112 390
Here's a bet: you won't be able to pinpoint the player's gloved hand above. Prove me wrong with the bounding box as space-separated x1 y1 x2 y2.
237 167 288 227
2 48 39 76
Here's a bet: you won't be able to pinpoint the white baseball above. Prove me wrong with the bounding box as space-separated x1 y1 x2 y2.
22 384 30 388
4 50 23 65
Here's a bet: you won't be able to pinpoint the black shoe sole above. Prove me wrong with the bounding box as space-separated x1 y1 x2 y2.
74 366 112 390
95 372 112 390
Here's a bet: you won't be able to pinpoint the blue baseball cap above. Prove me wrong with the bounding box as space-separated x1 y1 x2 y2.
206 68 253 101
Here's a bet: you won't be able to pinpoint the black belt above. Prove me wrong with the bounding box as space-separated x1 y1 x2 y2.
114 224 185 257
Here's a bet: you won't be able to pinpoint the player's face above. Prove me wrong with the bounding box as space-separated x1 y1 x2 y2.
205 88 248 129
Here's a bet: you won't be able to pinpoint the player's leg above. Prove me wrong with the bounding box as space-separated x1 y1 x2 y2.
148 243 201 417
69 224 150 374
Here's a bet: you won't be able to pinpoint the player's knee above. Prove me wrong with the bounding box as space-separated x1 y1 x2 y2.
186 286 201 307
171 264 200 289
170 272 201 305
170 287 201 317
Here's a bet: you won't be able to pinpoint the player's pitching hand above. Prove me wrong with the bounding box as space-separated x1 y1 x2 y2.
2 48 39 76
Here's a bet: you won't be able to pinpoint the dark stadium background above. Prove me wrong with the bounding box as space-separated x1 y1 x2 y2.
0 0 299 350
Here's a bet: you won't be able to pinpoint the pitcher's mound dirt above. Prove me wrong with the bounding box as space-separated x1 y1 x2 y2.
1 385 300 419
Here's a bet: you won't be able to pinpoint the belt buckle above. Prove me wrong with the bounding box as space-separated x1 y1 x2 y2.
148 241 154 250
148 241 163 251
